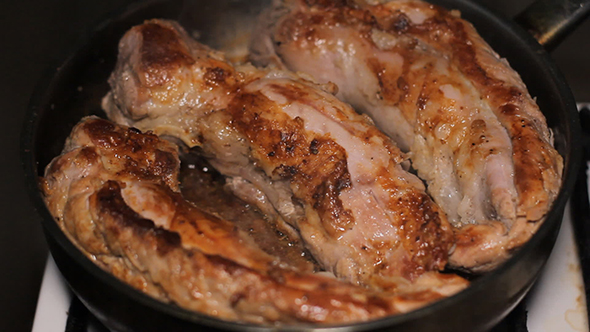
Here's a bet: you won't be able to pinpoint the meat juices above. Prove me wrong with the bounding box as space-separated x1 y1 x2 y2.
102 20 465 290
41 117 466 323
252 0 563 271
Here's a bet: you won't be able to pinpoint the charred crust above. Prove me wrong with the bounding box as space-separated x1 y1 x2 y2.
84 118 118 146
204 67 230 86
138 22 195 86
78 146 100 164
312 159 354 235
276 165 299 178
153 149 179 177
82 118 179 184
85 118 153 149
228 90 354 237
393 190 452 276
335 176 351 191
276 7 374 50
309 139 320 155
96 181 181 255
416 94 428 111
291 0 561 210
500 104 518 116
397 77 409 93
391 13 410 33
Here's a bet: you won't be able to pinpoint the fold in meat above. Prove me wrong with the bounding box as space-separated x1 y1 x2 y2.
252 0 563 270
102 19 466 292
179 151 320 273
41 117 466 323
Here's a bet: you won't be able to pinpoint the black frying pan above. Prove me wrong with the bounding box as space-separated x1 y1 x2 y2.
21 0 586 331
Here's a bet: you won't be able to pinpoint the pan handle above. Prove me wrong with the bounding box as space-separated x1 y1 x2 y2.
515 0 590 51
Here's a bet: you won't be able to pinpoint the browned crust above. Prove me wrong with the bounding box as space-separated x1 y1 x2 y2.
375 169 453 279
82 118 180 187
139 22 196 87
227 89 355 236
274 0 562 223
130 20 241 101
96 180 182 255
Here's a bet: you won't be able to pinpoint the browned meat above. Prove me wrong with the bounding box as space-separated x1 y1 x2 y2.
253 0 563 271
41 117 467 323
102 19 466 290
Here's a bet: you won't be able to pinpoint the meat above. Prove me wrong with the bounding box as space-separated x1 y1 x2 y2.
252 0 563 270
179 151 320 273
41 117 467 323
102 19 465 290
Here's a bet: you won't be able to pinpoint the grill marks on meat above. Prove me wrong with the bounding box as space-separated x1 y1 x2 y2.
102 19 464 293
255 0 563 271
42 117 468 323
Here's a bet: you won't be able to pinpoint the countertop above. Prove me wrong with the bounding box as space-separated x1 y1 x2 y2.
1 1 588 331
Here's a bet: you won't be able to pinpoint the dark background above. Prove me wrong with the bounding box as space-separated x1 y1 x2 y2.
1 0 588 331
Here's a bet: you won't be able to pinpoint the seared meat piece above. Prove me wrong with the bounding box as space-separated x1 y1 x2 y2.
102 19 465 290
179 151 320 273
42 117 466 323
253 0 563 271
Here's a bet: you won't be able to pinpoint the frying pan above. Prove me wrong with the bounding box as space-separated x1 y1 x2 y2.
21 0 586 331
